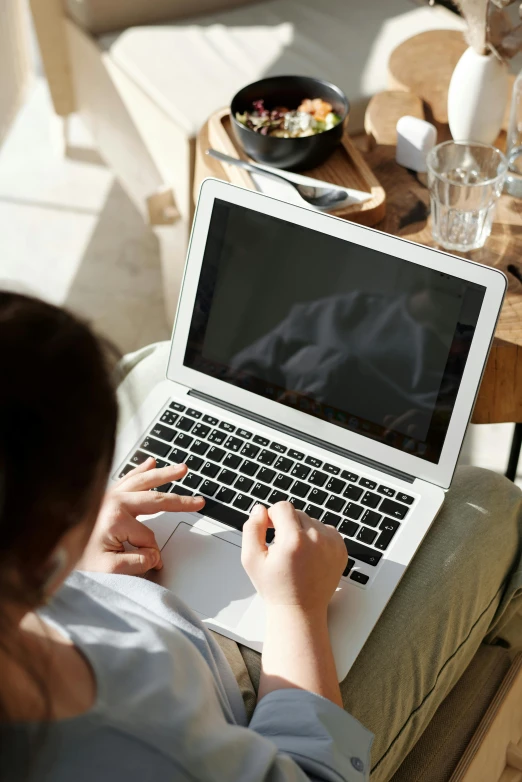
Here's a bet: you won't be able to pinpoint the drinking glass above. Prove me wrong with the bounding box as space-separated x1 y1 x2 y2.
426 141 507 252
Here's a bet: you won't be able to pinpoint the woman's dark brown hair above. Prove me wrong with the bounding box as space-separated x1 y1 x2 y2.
0 292 119 728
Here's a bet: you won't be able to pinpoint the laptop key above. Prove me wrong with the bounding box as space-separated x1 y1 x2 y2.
258 467 276 484
378 485 395 497
288 449 304 461
201 480 219 497
325 495 345 513
253 435 269 447
160 410 178 426
309 488 327 505
176 417 195 433
241 442 260 459
208 446 226 463
237 428 253 440
359 478 377 490
343 557 355 577
190 440 209 456
169 448 188 464
350 571 369 585
130 450 150 466
341 470 359 483
326 477 345 495
309 470 328 488
344 502 363 520
268 490 288 504
291 463 310 480
171 485 193 497
361 510 382 528
235 475 254 493
270 442 287 454
141 437 171 458
199 498 248 532
397 493 414 505
185 454 203 472
376 519 400 550
234 494 253 511
252 483 270 500
323 463 340 475
175 432 193 449
154 459 168 469
274 456 293 473
322 512 340 527
224 436 243 452
216 486 236 504
219 422 235 432
218 469 237 486
274 474 293 491
380 498 409 520
223 453 241 470
150 423 176 442
342 538 382 567
258 449 277 466
118 464 135 478
201 461 219 478
192 423 210 439
344 484 363 501
169 402 185 413
186 408 202 419
289 497 306 511
339 520 359 537
240 460 259 477
151 482 173 493
361 491 381 509
305 456 322 468
183 473 203 490
291 481 310 498
305 503 323 520
208 429 226 445
203 414 219 426
357 526 378 545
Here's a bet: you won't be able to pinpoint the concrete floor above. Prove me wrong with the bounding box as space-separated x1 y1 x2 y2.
0 77 520 485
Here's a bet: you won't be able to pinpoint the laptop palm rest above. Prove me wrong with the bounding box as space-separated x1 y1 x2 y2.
157 521 256 628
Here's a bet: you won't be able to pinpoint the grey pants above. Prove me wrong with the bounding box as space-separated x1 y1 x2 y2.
117 343 522 781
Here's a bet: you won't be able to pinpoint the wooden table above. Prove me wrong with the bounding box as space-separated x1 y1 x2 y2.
194 92 522 476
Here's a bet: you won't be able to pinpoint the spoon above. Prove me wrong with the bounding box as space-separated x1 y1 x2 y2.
206 149 372 209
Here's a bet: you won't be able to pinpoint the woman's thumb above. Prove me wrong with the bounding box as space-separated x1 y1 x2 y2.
113 547 162 575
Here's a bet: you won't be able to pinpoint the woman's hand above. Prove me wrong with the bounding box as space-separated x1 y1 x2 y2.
241 501 347 613
77 457 205 576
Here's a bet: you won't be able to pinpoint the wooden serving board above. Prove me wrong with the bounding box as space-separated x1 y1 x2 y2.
207 108 386 226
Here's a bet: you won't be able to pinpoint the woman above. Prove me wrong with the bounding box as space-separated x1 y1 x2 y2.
1 291 521 781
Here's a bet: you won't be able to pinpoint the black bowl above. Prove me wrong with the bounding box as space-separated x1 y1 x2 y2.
230 75 349 172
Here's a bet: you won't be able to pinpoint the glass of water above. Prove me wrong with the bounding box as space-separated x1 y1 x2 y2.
426 141 507 252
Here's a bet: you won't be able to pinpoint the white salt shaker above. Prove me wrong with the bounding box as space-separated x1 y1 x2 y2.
396 116 437 173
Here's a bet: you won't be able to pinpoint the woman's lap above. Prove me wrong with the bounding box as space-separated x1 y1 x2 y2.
117 342 522 781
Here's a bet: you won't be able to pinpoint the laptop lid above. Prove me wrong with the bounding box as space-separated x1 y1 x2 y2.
167 179 506 490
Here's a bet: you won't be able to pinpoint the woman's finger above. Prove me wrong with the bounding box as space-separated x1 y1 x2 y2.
267 501 303 539
107 512 160 552
242 504 270 565
117 462 188 492
121 490 206 515
113 456 156 488
110 548 162 575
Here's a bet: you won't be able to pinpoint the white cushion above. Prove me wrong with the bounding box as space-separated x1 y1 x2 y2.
99 0 464 137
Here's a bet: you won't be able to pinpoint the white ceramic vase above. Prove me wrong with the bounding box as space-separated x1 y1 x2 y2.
447 47 509 144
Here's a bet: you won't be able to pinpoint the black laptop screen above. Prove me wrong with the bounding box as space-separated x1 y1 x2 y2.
184 199 486 463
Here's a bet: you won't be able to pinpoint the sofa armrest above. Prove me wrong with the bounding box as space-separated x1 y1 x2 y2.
64 0 258 36
30 0 75 115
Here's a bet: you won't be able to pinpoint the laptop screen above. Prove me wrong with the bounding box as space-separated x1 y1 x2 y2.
185 199 486 464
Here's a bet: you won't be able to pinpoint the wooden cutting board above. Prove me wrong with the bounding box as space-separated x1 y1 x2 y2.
206 108 386 226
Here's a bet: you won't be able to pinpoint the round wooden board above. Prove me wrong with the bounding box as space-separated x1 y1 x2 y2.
365 91 425 147
388 29 467 124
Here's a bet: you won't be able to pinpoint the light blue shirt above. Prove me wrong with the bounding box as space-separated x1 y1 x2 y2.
2 571 373 781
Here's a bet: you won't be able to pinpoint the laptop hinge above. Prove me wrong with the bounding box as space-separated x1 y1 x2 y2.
189 390 416 484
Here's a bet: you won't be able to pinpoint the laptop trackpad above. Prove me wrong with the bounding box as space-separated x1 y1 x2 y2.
158 522 256 628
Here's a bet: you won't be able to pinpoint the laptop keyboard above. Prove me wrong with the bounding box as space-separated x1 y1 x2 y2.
118 401 417 587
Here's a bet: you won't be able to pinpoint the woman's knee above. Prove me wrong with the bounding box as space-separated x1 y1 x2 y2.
450 465 522 520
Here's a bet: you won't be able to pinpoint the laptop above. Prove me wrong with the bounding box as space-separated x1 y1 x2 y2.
113 178 506 681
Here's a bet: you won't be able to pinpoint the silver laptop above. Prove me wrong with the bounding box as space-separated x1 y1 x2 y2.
113 178 506 681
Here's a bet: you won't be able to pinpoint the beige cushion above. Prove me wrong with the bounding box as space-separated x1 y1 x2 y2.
98 0 465 137
64 0 258 36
